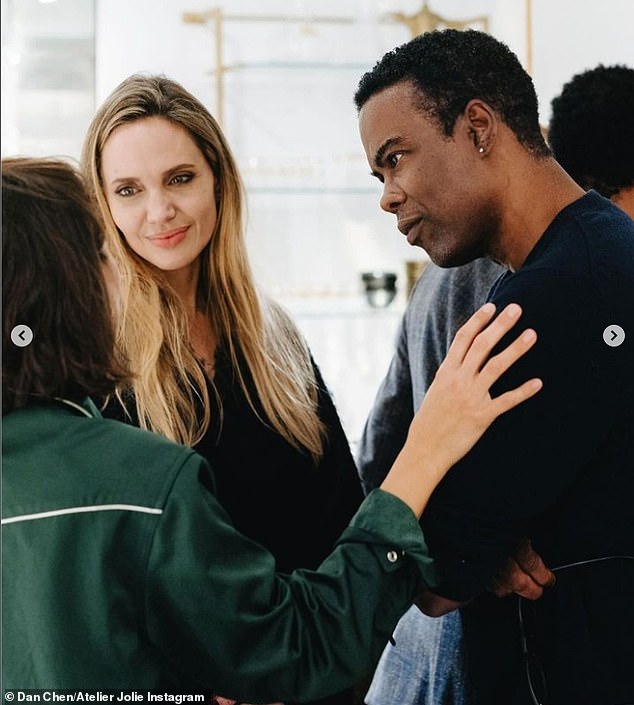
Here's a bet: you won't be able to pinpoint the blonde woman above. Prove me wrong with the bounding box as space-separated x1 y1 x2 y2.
82 74 363 705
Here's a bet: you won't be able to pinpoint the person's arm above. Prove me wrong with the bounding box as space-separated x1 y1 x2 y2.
147 461 433 699
415 538 556 616
358 260 505 496
144 303 540 700
362 264 553 610
357 297 414 495
379 302 540 518
420 269 621 603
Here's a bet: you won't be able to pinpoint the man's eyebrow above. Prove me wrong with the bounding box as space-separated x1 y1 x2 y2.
374 137 402 168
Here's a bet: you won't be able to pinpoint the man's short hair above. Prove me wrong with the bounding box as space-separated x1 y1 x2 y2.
354 29 550 157
549 64 634 197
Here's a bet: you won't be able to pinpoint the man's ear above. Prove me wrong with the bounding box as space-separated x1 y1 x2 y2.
464 99 498 156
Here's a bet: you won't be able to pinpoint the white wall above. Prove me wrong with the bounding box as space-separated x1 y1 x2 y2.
96 0 634 120
489 0 634 124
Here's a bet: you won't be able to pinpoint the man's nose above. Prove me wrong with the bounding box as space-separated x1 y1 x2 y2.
379 182 405 213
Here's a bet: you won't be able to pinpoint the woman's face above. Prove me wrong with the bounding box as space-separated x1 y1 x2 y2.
100 116 218 282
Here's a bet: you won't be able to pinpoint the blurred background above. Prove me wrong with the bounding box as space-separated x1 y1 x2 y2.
2 0 632 444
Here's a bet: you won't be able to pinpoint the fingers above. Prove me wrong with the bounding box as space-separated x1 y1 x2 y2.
447 302 533 375
408 300 541 486
470 305 542 417
480 327 538 386
515 539 556 590
444 302 497 365
459 303 524 373
490 558 545 600
488 540 555 601
490 377 543 416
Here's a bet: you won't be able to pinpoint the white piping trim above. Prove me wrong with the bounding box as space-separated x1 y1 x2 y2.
54 398 93 418
1 504 163 525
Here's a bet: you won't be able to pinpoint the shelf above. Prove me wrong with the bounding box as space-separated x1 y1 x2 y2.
280 296 405 319
222 61 370 73
247 186 377 195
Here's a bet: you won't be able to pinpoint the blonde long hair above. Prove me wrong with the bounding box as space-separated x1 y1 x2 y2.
81 74 325 458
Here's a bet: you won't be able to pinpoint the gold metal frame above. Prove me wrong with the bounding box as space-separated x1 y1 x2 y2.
388 2 489 37
183 2 494 125
183 10 369 125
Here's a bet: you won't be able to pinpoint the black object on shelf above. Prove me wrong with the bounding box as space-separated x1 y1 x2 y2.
361 271 397 308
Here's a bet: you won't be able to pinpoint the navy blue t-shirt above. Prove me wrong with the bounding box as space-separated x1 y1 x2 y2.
421 191 634 704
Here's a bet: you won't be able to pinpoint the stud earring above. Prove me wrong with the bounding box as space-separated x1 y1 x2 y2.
478 146 485 154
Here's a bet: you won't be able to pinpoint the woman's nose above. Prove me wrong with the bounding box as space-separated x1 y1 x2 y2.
146 190 176 223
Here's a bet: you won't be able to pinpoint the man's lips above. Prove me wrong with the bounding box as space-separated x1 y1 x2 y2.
397 215 422 239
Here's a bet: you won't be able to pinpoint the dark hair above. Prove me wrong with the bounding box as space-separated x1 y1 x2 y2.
354 29 550 157
548 64 634 197
2 157 129 413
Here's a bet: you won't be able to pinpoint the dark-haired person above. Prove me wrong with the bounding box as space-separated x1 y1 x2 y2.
549 63 634 219
354 30 634 705
1 157 541 695
361 59 634 705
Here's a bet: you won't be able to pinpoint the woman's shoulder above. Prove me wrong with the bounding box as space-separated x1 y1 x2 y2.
89 404 200 475
4 401 203 514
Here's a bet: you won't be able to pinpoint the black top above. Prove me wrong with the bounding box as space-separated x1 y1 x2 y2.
194 349 364 705
196 346 363 575
421 192 634 704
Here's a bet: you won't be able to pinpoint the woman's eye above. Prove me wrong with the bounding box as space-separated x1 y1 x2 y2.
170 173 194 186
116 185 136 197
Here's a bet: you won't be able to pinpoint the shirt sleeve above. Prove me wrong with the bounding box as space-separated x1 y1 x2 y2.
422 266 622 600
357 259 503 497
357 308 413 495
144 456 436 701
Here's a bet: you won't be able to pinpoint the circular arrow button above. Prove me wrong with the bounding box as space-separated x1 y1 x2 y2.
10 324 34 348
602 324 625 348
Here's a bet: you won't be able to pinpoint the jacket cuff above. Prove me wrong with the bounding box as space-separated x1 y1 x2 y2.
344 488 438 586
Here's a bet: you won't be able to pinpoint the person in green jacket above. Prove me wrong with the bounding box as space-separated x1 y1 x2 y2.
1 157 541 698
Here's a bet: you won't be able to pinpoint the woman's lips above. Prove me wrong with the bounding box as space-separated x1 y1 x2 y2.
147 226 188 248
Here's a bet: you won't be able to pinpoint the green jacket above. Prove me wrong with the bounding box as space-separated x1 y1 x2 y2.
2 399 436 699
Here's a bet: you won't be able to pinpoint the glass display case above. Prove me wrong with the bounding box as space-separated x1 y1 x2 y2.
180 7 427 441
182 8 420 299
